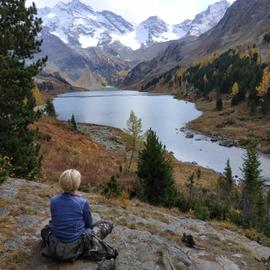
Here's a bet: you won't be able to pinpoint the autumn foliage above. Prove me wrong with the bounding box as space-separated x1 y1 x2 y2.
33 117 125 189
256 67 270 97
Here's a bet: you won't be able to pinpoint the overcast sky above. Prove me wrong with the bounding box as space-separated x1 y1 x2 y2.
26 0 235 24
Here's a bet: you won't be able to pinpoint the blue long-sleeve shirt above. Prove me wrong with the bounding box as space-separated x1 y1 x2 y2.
49 193 93 243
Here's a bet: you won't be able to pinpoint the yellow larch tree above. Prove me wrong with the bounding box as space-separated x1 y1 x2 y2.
231 82 240 96
256 67 270 97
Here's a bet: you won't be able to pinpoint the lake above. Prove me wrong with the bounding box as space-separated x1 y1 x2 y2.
53 88 270 183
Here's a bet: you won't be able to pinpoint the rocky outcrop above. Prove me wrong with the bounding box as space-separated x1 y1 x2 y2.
0 178 269 269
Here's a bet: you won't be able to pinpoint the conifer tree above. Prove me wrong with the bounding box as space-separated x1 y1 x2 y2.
241 148 264 226
137 129 177 206
224 159 233 189
266 189 270 224
69 114 77 131
216 97 223 111
186 173 195 199
217 159 234 204
101 175 122 199
0 0 47 179
45 99 57 117
123 111 143 171
0 155 8 184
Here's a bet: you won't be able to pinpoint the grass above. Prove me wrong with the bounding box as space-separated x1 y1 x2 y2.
33 115 219 193
156 250 165 268
33 117 126 188
173 158 219 190
210 220 270 248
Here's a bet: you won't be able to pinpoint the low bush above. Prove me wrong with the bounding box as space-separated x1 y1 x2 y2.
101 176 122 199
0 155 9 184
194 203 211 220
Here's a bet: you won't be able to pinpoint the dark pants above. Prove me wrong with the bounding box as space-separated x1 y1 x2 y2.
41 221 117 262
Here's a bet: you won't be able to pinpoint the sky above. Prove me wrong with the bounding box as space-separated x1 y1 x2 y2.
26 0 235 24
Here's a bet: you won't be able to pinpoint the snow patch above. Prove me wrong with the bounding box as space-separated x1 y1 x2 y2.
79 34 99 48
47 13 56 18
111 32 141 50
51 30 68 44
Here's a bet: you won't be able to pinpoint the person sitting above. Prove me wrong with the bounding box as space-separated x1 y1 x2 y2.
41 169 118 269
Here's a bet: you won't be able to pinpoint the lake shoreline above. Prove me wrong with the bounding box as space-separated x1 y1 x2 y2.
185 97 270 155
51 118 218 189
50 88 270 182
151 87 270 155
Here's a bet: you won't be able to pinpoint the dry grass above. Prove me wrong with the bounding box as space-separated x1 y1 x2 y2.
173 158 219 190
34 116 218 195
210 220 270 248
33 117 126 188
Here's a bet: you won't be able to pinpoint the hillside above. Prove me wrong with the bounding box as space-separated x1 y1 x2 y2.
35 0 231 89
2 1 270 268
122 0 270 90
118 0 270 154
33 117 218 190
37 28 130 89
1 177 270 270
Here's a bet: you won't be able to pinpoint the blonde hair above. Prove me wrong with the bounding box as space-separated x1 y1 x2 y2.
59 169 81 193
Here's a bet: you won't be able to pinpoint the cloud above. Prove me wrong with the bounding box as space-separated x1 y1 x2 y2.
26 0 235 24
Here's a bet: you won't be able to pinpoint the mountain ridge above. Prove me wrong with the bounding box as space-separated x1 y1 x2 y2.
122 0 270 90
38 0 230 50
36 0 231 89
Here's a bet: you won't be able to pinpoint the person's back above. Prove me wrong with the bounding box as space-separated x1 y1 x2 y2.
41 169 117 269
50 193 91 243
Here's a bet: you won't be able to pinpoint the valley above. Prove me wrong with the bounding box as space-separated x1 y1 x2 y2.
1 0 270 269
53 89 270 183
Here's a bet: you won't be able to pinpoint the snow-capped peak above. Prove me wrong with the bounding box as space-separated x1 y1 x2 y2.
173 0 230 38
135 16 172 46
39 0 231 50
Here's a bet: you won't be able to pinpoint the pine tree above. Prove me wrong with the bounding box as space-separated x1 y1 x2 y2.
69 114 77 131
241 147 264 226
101 175 122 199
217 159 234 204
186 173 195 199
123 111 143 171
216 97 223 111
0 155 9 184
266 189 270 224
137 129 177 206
224 159 233 189
0 0 47 179
45 99 57 117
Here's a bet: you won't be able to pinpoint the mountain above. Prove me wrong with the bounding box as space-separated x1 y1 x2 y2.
38 28 130 88
37 0 231 89
39 0 230 50
122 0 270 90
135 16 177 47
173 0 230 38
39 0 134 48
194 0 270 55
